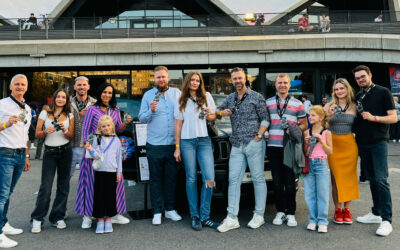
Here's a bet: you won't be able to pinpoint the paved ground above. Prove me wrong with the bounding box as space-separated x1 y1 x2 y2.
5 143 400 250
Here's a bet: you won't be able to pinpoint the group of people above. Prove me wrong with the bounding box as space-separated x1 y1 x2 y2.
297 13 330 33
0 64 395 248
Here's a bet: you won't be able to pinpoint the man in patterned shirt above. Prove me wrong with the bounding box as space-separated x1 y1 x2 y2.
215 67 269 232
266 73 307 227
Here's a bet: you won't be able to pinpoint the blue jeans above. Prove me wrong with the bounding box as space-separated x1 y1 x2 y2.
181 137 214 220
0 149 25 234
227 139 267 218
303 158 330 226
358 140 392 222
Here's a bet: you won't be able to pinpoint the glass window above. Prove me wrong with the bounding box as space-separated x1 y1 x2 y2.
266 72 314 102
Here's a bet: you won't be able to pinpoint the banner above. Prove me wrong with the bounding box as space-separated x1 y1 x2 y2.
389 67 400 95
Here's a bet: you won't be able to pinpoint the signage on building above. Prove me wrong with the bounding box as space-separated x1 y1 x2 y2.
389 67 400 95
289 80 302 94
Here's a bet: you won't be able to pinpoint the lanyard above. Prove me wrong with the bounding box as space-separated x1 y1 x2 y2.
232 92 248 112
101 136 116 153
358 83 375 103
76 98 88 112
276 95 290 118
189 96 206 108
336 102 349 114
9 95 25 109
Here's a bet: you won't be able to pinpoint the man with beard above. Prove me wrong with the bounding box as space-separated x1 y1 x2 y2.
139 66 182 225
216 67 268 232
69 76 96 178
353 65 397 236
0 74 32 248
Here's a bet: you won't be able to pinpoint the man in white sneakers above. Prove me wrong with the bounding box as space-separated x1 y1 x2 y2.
353 65 397 236
0 74 32 248
266 73 307 227
216 67 268 232
139 66 182 225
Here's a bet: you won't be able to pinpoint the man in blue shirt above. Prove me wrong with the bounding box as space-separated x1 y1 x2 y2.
139 66 182 225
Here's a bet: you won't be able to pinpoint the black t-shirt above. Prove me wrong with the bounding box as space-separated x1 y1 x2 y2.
355 84 395 144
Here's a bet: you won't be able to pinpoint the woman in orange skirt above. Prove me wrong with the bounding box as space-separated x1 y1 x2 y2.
324 78 360 224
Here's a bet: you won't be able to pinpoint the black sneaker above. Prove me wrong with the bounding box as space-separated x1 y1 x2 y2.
201 218 220 229
191 216 202 231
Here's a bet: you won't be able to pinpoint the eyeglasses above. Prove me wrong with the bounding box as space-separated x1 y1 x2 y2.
355 75 367 81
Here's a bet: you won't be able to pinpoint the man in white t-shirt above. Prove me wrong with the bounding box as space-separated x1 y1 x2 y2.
0 74 32 248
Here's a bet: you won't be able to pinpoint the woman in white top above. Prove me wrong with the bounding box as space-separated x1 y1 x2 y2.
174 71 218 231
31 89 74 233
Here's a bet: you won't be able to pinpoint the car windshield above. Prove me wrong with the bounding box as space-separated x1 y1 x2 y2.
212 94 232 136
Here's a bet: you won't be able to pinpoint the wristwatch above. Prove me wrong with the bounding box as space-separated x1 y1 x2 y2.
26 154 30 158
257 134 263 139
374 116 380 122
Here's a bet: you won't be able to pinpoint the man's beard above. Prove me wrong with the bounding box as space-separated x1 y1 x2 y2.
157 84 169 92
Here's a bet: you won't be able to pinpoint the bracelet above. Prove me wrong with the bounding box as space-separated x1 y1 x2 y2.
219 111 222 116
322 142 326 147
89 150 95 155
176 144 180 147
42 130 46 136
2 122 6 129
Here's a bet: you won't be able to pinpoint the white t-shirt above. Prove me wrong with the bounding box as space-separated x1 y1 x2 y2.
174 92 216 139
0 97 31 149
39 110 73 146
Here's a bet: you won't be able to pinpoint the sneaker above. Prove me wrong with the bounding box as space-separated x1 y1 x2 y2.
333 208 343 224
104 220 113 233
359 176 369 184
75 164 80 170
191 216 202 231
217 216 240 233
81 216 92 229
286 215 297 227
152 213 162 225
2 223 23 235
247 213 265 229
272 212 286 225
30 144 36 149
165 210 182 221
318 225 328 233
201 218 220 229
0 233 18 248
111 214 130 224
31 219 42 234
376 221 393 237
343 208 353 224
96 221 104 234
53 220 66 229
357 212 382 224
307 223 316 231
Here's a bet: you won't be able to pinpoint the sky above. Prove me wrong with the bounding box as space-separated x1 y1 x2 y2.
219 0 299 14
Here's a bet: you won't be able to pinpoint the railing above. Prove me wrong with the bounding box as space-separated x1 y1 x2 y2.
0 11 399 40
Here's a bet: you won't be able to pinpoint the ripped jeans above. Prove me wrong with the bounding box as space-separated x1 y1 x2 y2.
181 137 215 221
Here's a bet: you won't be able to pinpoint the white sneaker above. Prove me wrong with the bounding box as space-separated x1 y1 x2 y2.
247 213 265 229
217 216 240 233
165 210 182 221
31 219 41 234
2 223 23 235
111 214 130 224
30 144 36 149
75 163 80 170
307 223 316 231
272 212 286 225
0 233 18 248
152 213 162 225
81 216 92 229
357 212 382 224
318 225 328 233
376 221 393 237
53 220 66 229
286 215 297 227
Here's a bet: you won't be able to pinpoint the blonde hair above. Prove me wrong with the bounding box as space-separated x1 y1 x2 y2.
309 105 329 128
331 78 355 105
276 73 291 82
96 115 116 135
154 66 168 73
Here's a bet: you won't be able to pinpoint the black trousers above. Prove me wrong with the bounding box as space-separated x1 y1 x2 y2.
389 121 400 140
31 144 72 223
146 143 177 214
92 171 117 218
268 146 297 215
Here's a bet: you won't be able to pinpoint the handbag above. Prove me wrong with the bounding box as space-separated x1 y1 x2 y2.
302 128 326 175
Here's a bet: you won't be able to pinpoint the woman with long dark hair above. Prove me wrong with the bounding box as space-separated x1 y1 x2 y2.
31 89 74 233
324 78 359 225
76 83 131 229
174 71 219 230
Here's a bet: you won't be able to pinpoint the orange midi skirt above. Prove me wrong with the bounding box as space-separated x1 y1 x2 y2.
328 133 360 203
